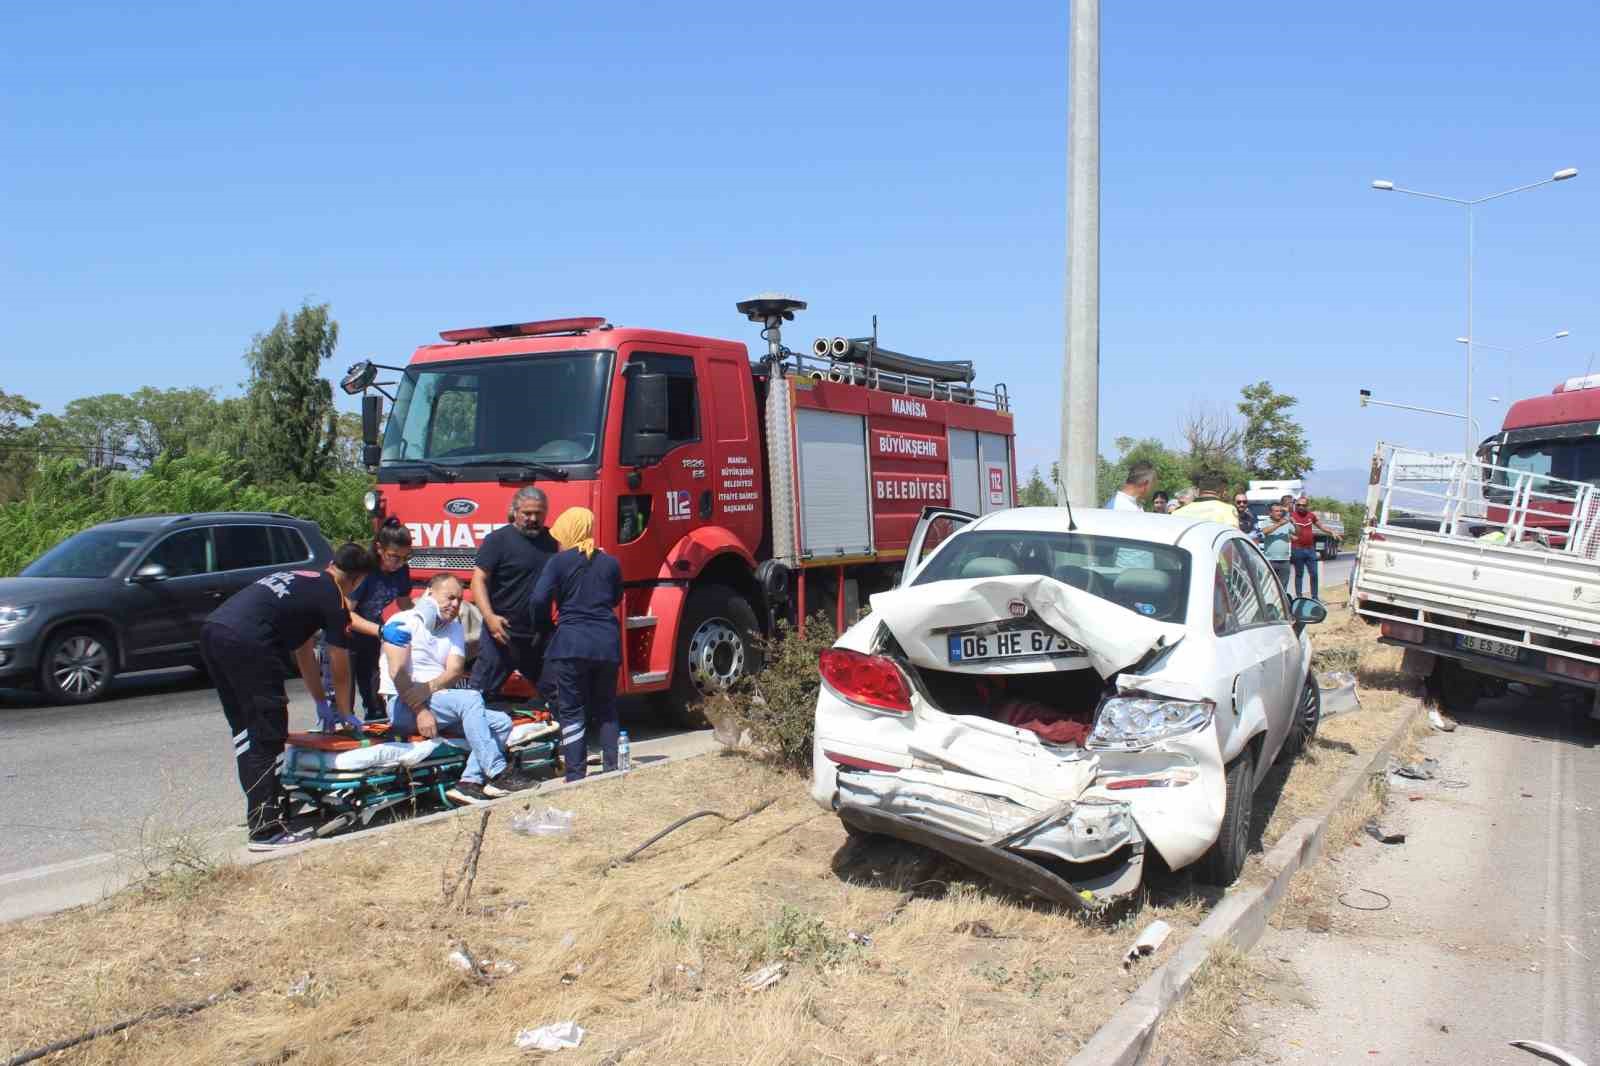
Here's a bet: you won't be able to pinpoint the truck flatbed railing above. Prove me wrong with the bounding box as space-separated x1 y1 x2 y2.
1367 443 1600 556
784 347 1011 412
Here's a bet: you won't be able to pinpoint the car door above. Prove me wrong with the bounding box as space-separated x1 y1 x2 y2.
1211 538 1284 778
1233 538 1300 744
901 506 977 587
611 350 708 577
124 527 217 664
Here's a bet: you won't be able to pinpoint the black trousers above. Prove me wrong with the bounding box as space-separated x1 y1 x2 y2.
550 657 619 782
470 630 552 705
201 623 289 841
349 632 385 720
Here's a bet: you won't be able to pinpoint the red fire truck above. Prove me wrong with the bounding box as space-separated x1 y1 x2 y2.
342 295 1016 720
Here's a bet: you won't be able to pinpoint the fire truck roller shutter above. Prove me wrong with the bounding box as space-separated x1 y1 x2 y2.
979 432 1013 512
795 409 873 557
947 429 982 514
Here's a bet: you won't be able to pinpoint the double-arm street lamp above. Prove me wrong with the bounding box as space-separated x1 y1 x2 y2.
1455 330 1569 404
1370 168 1579 456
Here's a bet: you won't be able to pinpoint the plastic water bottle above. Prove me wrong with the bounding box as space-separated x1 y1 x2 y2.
617 731 632 773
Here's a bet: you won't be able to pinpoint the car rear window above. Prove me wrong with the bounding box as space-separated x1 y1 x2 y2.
214 525 277 571
269 525 312 564
912 529 1191 622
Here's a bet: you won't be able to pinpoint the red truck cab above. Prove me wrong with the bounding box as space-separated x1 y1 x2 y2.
1478 375 1600 533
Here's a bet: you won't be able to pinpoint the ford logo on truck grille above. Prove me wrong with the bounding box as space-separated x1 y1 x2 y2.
444 499 478 516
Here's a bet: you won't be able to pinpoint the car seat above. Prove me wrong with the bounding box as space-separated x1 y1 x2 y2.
1053 564 1104 598
961 556 1021 578
1111 569 1178 619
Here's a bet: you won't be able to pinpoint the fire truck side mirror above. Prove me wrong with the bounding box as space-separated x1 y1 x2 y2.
361 395 383 445
625 371 671 466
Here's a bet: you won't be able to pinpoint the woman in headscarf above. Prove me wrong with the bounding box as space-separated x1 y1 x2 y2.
529 507 624 781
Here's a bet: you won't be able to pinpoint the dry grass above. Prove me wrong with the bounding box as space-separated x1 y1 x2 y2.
1147 942 1268 1064
0 601 1415 1066
0 753 1210 1066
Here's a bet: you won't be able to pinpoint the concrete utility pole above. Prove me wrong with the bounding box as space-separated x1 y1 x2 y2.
1061 0 1100 507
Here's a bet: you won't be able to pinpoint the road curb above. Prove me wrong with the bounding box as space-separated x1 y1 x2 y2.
1067 698 1425 1066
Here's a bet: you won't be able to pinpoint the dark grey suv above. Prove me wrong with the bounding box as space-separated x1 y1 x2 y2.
0 512 334 704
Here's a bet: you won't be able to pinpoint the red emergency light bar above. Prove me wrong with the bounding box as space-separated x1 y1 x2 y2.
439 317 607 343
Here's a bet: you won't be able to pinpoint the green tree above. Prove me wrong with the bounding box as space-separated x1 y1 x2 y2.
0 389 43 500
243 303 340 484
1238 381 1314 479
1018 465 1053 506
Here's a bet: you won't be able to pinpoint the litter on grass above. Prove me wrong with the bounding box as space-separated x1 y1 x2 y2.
515 1021 585 1051
511 807 576 837
742 962 786 992
1318 671 1361 718
1122 920 1172 968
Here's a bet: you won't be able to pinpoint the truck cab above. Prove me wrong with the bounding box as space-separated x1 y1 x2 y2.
1475 375 1600 537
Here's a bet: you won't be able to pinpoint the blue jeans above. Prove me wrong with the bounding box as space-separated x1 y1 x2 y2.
1291 547 1319 600
388 689 511 784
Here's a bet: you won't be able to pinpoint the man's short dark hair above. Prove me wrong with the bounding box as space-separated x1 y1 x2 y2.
1123 460 1156 489
1189 463 1231 494
428 572 463 591
332 542 376 576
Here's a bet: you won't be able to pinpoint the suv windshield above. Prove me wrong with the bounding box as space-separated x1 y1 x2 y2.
22 528 150 578
1493 437 1600 497
913 530 1192 622
381 352 612 468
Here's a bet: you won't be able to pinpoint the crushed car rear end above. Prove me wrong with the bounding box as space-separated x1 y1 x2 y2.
811 520 1231 910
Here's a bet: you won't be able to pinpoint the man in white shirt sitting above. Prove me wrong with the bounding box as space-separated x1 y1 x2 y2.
1105 460 1156 512
380 574 534 804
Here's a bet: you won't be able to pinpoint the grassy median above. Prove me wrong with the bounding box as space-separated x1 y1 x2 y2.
0 597 1412 1066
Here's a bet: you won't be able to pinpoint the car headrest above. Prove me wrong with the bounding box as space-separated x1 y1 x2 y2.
1112 568 1177 618
1054 564 1094 591
962 556 1021 578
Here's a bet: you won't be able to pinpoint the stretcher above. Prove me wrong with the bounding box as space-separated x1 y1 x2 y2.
281 708 561 837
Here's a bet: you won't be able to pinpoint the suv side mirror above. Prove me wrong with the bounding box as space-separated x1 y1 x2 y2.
625 371 671 466
361 394 383 446
131 562 169 583
1290 597 1327 625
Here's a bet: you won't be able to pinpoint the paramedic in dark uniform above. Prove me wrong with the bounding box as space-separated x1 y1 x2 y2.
530 507 623 781
470 485 560 702
200 543 375 851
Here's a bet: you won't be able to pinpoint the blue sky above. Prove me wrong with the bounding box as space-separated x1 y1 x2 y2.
4 2 1596 487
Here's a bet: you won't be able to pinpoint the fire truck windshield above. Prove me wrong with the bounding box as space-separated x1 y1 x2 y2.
380 351 611 472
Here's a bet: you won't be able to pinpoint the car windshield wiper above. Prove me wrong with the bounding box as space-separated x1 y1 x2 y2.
444 457 572 481
386 459 460 482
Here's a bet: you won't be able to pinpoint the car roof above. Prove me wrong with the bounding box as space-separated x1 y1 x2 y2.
95 511 310 532
967 506 1234 549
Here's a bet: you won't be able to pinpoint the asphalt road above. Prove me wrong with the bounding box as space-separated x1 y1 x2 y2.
0 668 689 882
1230 687 1599 1063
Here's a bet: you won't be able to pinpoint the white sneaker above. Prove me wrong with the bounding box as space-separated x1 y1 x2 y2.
1428 708 1458 732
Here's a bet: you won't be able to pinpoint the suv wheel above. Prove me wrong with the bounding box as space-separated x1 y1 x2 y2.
40 628 114 704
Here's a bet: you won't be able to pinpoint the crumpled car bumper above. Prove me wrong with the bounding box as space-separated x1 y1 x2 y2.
833 770 1144 909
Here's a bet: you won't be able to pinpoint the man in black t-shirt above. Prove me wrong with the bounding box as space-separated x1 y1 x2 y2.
201 542 374 851
469 486 560 703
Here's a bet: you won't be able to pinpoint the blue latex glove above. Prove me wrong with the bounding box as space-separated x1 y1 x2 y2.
314 699 339 732
339 713 366 734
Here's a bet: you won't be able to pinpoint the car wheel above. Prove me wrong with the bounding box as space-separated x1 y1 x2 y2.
40 628 115 705
1280 674 1321 762
1196 750 1254 887
667 585 763 728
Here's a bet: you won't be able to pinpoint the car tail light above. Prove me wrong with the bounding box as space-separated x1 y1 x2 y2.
818 648 912 715
823 751 900 773
1381 622 1424 643
1546 655 1600 684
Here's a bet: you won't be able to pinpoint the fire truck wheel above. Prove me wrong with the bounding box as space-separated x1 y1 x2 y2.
670 585 763 726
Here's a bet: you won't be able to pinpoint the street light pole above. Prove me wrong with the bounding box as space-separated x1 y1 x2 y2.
1455 330 1569 404
1358 390 1481 439
1061 0 1099 508
1370 167 1578 457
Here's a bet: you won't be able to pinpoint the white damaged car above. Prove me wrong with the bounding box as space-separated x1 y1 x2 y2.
810 506 1327 910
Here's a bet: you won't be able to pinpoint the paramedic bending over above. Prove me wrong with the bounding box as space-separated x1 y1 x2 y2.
200 543 374 852
381 574 539 804
531 507 624 782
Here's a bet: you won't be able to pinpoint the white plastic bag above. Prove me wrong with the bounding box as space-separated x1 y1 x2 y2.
515 1021 585 1051
511 807 576 837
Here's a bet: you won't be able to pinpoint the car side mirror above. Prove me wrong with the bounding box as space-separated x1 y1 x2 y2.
132 562 169 583
625 371 671 466
1290 597 1327 625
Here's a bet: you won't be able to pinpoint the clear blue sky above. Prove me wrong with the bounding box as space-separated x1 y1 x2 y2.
4 2 1596 486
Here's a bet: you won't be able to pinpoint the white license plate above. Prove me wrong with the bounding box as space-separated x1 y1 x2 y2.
947 629 1080 663
1456 634 1521 661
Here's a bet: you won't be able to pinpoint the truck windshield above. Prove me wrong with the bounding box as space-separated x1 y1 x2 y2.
1494 437 1600 497
381 352 611 468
